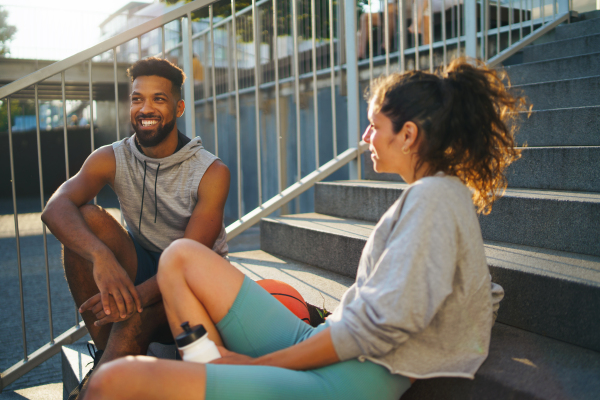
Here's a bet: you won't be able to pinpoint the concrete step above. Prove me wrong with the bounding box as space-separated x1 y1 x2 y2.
403 323 600 400
0 383 62 400
505 146 600 192
505 52 600 85
513 75 600 110
517 106 600 146
523 33 600 62
314 181 600 256
362 146 600 193
260 213 600 350
556 17 600 40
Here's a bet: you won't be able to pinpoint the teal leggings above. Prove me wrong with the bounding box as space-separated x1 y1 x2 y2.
204 276 411 400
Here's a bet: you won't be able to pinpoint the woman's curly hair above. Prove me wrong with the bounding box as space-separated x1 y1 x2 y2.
368 58 530 214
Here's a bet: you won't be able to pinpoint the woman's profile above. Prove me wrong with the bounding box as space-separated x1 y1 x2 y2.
82 58 528 400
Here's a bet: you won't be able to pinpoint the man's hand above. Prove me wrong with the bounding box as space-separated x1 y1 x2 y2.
80 293 136 327
92 253 142 319
210 346 256 366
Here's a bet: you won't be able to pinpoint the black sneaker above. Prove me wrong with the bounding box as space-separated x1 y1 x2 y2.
67 343 104 400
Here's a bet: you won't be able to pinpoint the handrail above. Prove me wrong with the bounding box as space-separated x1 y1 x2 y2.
0 0 216 99
227 141 369 240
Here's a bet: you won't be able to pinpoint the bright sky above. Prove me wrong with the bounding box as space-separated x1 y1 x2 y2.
1 0 153 60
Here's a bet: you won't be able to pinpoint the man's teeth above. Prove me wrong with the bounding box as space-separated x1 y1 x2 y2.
141 120 158 126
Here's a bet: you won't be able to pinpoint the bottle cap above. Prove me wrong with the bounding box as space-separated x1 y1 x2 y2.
175 321 208 348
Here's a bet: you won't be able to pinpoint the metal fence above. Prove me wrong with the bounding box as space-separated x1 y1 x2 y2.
0 0 570 391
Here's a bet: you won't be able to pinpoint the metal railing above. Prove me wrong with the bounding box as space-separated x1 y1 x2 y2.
0 0 570 391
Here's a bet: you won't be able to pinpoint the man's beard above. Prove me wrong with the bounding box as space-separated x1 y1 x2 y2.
131 116 176 148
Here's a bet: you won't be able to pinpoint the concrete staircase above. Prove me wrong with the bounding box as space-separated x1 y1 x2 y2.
61 13 600 400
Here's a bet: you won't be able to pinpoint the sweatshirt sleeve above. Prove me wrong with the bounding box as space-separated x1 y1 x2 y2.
329 181 460 361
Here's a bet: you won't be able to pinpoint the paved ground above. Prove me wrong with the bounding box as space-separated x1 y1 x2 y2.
0 197 260 393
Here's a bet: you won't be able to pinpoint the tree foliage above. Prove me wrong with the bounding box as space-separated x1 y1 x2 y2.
0 6 17 57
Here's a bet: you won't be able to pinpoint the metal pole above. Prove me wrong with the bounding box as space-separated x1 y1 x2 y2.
497 0 500 56
182 13 196 138
509 0 513 46
399 0 405 72
7 98 28 361
414 0 419 70
345 0 361 179
89 59 97 205
253 0 263 203
520 0 523 40
138 36 142 59
428 0 433 71
231 2 243 218
485 0 490 61
162 26 166 58
311 0 320 168
384 0 390 75
291 0 302 182
541 0 545 25
113 48 125 228
442 0 447 67
210 6 218 157
34 84 54 343
329 0 338 156
553 0 556 20
480 0 485 60
456 0 461 56
61 73 80 325
368 0 374 84
530 0 534 33
273 0 282 193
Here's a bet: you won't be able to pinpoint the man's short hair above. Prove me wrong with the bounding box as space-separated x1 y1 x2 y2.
127 57 186 99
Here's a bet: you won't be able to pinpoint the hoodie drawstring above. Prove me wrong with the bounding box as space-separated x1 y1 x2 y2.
154 163 161 223
139 161 161 234
139 161 147 234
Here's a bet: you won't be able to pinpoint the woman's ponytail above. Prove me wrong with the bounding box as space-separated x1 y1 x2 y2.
368 58 530 214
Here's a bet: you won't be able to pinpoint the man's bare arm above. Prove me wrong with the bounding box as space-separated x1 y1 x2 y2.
42 146 142 318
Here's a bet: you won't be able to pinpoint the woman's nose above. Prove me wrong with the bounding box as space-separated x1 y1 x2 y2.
362 126 372 143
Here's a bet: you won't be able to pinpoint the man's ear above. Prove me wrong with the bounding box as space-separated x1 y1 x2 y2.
176 99 185 118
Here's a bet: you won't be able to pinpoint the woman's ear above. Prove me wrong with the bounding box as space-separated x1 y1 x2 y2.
401 121 419 151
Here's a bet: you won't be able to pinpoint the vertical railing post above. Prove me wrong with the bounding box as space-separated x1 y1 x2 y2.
89 60 97 205
465 0 477 58
273 0 282 193
398 0 406 72
344 0 360 178
253 0 263 203
311 0 320 168
291 0 302 184
210 7 218 157
7 98 27 361
182 13 196 138
329 0 338 156
231 1 243 219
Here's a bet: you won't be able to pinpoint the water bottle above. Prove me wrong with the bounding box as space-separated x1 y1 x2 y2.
175 321 222 363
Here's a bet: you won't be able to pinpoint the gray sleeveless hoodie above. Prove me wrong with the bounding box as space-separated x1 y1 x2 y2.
112 135 228 256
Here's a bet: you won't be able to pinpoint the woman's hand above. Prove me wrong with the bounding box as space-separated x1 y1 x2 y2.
210 346 256 366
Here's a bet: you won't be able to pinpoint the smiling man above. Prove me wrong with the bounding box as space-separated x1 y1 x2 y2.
41 57 230 400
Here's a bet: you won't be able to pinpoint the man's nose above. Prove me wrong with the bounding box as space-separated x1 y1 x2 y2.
139 100 155 114
362 126 372 143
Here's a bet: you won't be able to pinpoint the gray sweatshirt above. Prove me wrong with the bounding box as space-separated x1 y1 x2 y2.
112 135 228 256
328 173 503 379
